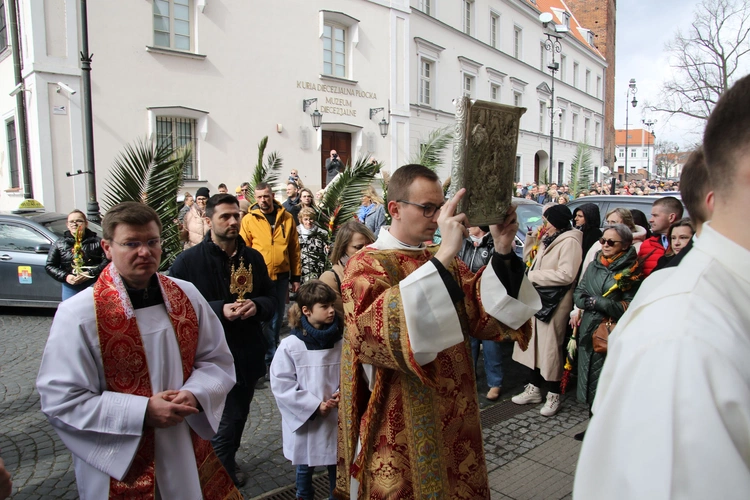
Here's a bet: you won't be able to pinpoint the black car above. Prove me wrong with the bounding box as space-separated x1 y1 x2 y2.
0 210 102 308
567 195 687 227
512 197 544 258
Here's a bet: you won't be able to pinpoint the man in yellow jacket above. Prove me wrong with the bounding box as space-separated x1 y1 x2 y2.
241 182 302 371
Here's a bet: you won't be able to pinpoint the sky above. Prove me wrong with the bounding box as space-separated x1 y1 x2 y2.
614 0 706 148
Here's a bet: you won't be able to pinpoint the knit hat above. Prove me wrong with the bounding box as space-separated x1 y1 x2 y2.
544 204 573 231
195 187 210 199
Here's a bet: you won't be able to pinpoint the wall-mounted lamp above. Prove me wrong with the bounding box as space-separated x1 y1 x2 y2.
303 98 323 130
369 107 390 138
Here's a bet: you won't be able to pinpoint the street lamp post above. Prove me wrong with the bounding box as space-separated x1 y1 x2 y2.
543 33 562 180
642 118 656 179
624 78 638 184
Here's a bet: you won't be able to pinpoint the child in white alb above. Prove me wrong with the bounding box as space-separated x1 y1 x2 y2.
270 280 341 500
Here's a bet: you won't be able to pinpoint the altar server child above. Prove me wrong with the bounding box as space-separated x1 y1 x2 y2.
270 280 342 500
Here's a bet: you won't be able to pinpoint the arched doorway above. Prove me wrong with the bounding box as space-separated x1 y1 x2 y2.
534 151 548 183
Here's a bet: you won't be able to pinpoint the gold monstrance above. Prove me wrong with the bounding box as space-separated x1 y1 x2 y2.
230 257 253 302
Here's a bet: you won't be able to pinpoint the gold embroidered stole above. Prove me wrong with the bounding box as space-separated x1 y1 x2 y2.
94 264 241 500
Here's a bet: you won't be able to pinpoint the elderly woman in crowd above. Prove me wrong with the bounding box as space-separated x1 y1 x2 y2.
573 223 642 440
512 204 582 417
45 210 108 300
319 220 375 319
181 187 209 249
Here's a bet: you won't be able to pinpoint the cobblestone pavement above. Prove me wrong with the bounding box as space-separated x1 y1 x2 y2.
0 308 588 499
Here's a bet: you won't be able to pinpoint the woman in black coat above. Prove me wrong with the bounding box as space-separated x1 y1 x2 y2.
45 210 108 300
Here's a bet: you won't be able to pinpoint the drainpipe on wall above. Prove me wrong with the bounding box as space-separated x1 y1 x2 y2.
8 0 32 200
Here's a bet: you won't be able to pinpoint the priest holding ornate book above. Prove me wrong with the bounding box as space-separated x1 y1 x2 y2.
335 164 541 499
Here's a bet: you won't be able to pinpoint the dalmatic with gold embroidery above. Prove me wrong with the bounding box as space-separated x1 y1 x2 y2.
335 248 532 500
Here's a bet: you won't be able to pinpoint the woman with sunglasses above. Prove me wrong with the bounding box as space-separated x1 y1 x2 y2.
572 224 642 439
45 210 108 300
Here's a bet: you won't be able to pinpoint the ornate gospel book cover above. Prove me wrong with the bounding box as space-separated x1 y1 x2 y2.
450 97 526 226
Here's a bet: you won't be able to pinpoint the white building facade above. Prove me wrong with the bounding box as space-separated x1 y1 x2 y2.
614 128 656 178
0 0 606 213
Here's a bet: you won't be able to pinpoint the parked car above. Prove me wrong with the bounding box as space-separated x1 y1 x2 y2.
567 195 688 227
0 210 102 308
512 197 544 258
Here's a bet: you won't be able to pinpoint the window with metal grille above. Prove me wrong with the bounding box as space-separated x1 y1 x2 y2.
6 120 18 188
153 0 191 51
0 1 8 52
323 23 346 77
156 117 197 179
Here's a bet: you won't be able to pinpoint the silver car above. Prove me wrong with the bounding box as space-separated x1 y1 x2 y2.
0 210 102 308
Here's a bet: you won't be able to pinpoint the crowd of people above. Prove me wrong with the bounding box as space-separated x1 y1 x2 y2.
21 75 750 500
517 177 680 203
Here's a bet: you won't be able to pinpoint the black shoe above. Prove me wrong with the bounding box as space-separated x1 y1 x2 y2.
232 470 247 488
574 430 586 441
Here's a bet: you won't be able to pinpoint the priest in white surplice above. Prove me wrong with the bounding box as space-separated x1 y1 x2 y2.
573 76 750 499
37 202 242 500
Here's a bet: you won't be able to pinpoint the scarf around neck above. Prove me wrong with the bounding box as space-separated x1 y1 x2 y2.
294 314 342 350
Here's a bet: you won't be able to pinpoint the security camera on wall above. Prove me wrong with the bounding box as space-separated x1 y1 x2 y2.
9 83 23 97
56 82 76 95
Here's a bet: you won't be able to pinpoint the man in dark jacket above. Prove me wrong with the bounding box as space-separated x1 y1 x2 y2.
170 193 276 488
282 181 302 226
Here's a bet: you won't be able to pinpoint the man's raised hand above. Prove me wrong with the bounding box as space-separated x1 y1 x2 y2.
434 188 470 267
489 205 520 255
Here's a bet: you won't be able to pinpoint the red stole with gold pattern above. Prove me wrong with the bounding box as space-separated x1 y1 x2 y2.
94 264 241 500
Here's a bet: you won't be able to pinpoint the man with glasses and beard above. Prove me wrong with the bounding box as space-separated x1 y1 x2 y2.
335 164 541 499
37 202 241 499
171 194 277 487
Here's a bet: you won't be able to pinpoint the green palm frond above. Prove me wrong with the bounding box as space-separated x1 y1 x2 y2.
315 156 381 237
409 127 453 171
102 137 189 269
247 136 283 204
568 143 592 196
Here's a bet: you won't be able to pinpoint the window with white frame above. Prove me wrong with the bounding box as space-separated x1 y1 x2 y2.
563 11 571 29
463 1 473 35
630 149 637 158
558 110 565 139
514 91 522 107
0 1 7 53
153 0 191 51
323 23 346 78
571 113 578 141
618 149 624 158
515 155 522 182
490 12 499 48
643 148 648 157
559 54 566 82
584 117 590 144
490 83 500 102
558 161 564 185
594 121 600 147
585 70 591 94
156 117 198 179
540 43 546 71
573 62 579 88
463 73 475 97
419 58 433 106
419 0 432 16
596 76 602 98
5 119 19 188
539 101 546 133
513 26 522 60
630 166 636 174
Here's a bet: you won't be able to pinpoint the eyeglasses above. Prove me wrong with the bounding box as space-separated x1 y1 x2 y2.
113 238 164 251
397 200 444 218
599 238 622 247
67 219 86 226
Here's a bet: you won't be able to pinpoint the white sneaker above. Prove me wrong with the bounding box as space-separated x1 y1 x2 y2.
511 384 543 405
540 392 561 417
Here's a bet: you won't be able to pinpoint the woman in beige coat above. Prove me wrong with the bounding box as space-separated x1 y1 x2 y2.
512 204 582 416
181 187 210 249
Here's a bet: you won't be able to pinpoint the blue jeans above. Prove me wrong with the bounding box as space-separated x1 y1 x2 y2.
264 277 289 365
470 338 504 388
61 281 90 300
296 464 336 500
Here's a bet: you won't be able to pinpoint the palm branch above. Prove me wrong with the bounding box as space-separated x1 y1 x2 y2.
315 155 381 238
102 137 189 269
409 127 453 171
247 136 283 204
568 143 592 196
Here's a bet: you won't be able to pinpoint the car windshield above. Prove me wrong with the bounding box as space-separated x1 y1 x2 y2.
42 218 103 238
516 204 544 232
